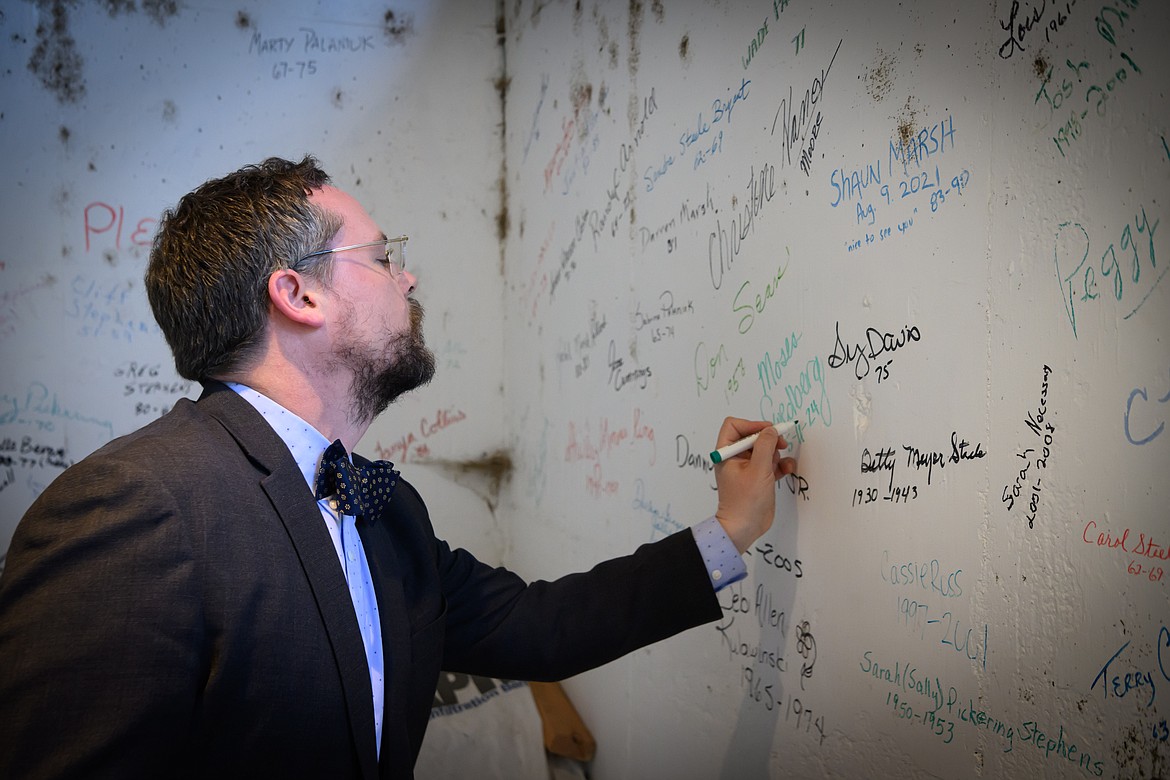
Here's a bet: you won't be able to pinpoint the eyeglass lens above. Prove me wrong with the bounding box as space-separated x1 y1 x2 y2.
388 239 406 272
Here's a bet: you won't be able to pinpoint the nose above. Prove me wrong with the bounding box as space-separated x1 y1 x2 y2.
399 268 418 295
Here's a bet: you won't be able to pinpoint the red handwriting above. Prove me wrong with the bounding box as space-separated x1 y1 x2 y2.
586 462 619 498
1083 520 1170 562
543 115 575 193
421 406 466 438
374 433 413 463
375 432 425 464
563 409 656 498
564 408 657 466
525 222 555 319
374 408 466 464
84 202 156 252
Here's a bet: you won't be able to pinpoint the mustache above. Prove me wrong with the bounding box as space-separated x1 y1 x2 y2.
407 297 425 330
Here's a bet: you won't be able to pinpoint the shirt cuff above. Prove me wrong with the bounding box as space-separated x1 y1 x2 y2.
691 516 747 592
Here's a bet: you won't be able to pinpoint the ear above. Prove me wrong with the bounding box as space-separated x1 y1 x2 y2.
268 268 325 328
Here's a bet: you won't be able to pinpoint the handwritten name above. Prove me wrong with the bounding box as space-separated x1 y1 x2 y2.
0 382 114 438
772 39 841 170
827 320 922 382
708 162 777 290
1091 627 1169 708
607 340 653 391
1001 365 1055 528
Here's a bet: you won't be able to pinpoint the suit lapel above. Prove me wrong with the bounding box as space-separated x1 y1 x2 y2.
356 515 412 777
197 383 380 780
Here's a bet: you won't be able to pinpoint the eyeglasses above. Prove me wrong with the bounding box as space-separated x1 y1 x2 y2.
296 235 408 276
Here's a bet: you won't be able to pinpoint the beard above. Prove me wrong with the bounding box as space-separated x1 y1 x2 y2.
334 297 436 426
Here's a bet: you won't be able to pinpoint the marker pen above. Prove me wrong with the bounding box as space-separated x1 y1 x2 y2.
709 422 798 464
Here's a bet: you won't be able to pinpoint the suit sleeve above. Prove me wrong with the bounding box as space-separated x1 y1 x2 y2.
0 456 205 778
434 525 723 682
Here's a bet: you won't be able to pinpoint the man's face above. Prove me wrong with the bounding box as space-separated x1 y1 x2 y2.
309 186 435 423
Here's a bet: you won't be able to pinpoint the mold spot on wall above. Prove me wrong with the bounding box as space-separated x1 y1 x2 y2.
28 0 86 104
332 88 345 108
51 185 70 217
896 97 919 149
383 9 415 45
679 33 691 63
1112 721 1165 779
32 0 183 104
897 120 914 147
99 0 136 16
162 99 177 123
1033 55 1048 78
235 11 253 30
864 49 896 103
141 0 180 26
428 450 515 511
650 0 664 23
529 0 547 28
58 125 70 145
496 74 512 102
570 79 592 134
628 0 643 78
103 249 118 266
496 174 511 244
592 9 617 69
96 0 178 24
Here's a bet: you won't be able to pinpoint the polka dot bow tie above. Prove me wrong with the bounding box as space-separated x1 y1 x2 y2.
314 439 400 521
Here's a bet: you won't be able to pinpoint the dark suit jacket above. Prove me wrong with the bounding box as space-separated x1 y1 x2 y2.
0 382 720 778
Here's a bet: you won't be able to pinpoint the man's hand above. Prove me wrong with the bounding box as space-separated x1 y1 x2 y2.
713 418 799 553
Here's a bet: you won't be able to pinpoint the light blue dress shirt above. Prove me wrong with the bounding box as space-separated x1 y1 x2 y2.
692 515 747 590
227 383 385 756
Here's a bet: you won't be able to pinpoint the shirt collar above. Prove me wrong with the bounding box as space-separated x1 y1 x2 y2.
225 382 332 491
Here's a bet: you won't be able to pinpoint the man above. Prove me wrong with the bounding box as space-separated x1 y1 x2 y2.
0 157 796 778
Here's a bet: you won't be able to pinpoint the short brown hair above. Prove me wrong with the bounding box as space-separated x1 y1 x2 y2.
145 156 341 380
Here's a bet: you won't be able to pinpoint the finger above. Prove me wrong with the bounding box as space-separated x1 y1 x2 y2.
768 449 797 478
777 456 798 477
717 417 773 448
